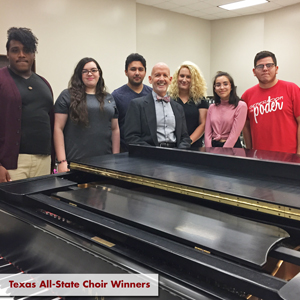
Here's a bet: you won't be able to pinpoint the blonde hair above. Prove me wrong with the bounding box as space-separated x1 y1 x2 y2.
168 61 207 103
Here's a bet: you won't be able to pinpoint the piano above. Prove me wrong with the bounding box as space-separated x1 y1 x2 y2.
1 144 300 300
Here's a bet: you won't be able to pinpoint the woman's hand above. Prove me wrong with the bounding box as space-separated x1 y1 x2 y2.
57 161 70 173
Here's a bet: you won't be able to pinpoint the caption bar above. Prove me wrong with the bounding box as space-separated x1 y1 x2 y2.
0 273 158 296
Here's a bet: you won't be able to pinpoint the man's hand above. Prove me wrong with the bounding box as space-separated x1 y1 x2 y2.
242 120 252 149
0 166 11 183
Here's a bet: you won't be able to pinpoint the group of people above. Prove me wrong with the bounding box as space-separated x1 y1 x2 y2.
1 26 300 183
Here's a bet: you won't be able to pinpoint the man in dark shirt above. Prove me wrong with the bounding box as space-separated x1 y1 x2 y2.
0 27 53 182
112 53 152 151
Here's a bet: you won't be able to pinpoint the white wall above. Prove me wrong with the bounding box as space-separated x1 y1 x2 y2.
211 14 264 96
211 3 300 96
264 4 300 84
1 1 300 98
0 0 136 98
136 4 211 92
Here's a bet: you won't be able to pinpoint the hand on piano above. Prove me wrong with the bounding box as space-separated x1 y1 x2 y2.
0 166 11 183
57 161 70 173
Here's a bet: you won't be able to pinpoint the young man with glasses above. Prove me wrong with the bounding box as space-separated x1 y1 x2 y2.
0 27 53 182
242 51 300 154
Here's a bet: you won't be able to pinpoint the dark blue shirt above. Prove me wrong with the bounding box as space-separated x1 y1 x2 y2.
112 84 152 150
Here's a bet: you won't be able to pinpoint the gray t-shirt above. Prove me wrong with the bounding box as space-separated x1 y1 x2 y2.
54 89 118 161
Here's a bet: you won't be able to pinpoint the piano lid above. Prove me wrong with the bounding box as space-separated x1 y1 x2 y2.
70 145 300 217
0 176 77 203
54 184 289 267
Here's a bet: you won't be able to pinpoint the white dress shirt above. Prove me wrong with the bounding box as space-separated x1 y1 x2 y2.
152 91 176 143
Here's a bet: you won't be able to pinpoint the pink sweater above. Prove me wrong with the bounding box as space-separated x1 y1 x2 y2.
205 100 247 147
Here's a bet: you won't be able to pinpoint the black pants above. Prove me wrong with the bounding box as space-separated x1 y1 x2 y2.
212 138 242 148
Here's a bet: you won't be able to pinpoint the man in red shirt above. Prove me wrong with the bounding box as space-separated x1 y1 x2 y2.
242 51 300 154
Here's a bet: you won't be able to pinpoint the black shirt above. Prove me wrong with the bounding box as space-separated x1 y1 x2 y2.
9 69 53 155
176 98 209 147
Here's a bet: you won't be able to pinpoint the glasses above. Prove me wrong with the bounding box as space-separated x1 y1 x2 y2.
255 63 275 70
82 68 99 75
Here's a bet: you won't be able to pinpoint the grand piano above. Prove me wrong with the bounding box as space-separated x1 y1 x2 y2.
1 144 300 300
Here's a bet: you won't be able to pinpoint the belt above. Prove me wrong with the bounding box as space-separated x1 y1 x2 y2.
158 142 176 148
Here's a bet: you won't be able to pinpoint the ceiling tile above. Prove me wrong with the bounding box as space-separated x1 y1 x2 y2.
272 0 300 5
136 0 166 5
202 0 230 5
200 6 225 14
170 6 195 14
201 14 220 20
255 2 282 11
167 0 199 5
185 2 212 10
153 2 180 9
187 10 210 18
213 10 242 18
136 0 300 20
234 6 265 15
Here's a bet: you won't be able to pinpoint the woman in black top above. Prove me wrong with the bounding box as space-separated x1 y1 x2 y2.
168 61 208 147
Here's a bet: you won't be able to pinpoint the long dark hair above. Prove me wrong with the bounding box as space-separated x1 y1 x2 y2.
213 72 240 108
68 57 107 126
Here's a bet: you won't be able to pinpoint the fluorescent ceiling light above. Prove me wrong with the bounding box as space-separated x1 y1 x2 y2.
219 0 269 11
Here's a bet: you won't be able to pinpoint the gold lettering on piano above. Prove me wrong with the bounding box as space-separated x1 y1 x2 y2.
92 236 115 248
195 247 211 254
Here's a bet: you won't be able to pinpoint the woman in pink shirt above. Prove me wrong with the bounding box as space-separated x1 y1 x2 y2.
205 72 247 148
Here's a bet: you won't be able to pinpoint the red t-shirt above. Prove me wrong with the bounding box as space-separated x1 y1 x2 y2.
242 80 300 153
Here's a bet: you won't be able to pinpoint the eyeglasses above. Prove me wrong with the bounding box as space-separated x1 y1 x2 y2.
255 63 275 70
82 68 99 74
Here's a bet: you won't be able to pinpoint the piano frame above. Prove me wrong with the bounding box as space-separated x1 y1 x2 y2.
1 145 300 300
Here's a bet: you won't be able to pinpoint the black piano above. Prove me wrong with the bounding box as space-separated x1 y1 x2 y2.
1 145 300 300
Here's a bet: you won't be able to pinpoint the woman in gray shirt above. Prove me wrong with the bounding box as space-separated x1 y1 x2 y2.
54 57 120 173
